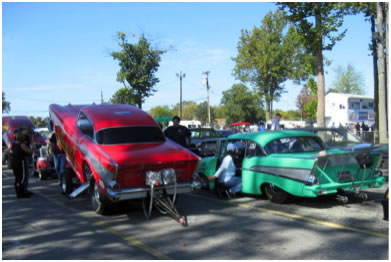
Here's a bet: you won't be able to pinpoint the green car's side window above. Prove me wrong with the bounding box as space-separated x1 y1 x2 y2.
245 141 264 158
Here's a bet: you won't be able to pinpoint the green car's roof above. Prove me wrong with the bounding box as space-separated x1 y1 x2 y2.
228 130 318 147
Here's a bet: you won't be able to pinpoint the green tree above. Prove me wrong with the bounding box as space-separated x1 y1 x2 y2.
213 105 226 119
110 32 165 109
279 3 349 127
233 10 311 120
149 105 174 118
329 64 365 95
303 78 317 120
172 101 198 120
109 87 137 105
196 101 215 126
220 84 264 125
2 92 10 113
29 116 48 127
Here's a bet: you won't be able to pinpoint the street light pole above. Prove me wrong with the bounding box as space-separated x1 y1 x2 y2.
176 71 186 118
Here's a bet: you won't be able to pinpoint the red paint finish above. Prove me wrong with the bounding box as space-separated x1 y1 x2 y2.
49 103 199 191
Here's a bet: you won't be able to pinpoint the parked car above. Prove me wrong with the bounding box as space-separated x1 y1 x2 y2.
49 103 201 224
292 127 388 176
217 130 234 138
196 130 386 204
188 128 225 157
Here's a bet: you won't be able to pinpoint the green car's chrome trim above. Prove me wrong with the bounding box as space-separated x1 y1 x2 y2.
248 166 312 184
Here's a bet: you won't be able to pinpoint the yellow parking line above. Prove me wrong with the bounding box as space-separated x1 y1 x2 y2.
37 192 172 260
193 194 388 239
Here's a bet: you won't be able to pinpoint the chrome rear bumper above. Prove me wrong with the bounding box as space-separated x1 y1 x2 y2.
106 182 200 202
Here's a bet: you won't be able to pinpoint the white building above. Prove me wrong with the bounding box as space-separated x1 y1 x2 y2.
325 92 375 128
168 120 201 128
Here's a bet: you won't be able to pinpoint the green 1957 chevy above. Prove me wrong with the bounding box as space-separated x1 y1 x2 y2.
196 130 386 203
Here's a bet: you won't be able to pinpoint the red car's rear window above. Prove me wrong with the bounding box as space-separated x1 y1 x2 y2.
96 126 165 145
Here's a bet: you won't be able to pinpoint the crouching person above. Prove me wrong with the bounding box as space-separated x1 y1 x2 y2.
11 132 33 198
208 143 242 197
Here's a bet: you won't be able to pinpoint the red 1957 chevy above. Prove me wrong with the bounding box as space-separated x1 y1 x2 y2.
49 103 201 223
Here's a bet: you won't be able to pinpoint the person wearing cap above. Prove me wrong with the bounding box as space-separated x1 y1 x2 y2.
20 126 34 196
164 116 191 148
208 143 242 196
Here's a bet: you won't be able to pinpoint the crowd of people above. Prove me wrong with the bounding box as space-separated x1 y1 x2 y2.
9 126 66 199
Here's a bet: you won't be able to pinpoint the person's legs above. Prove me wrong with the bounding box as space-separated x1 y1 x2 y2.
224 177 242 194
23 157 31 194
13 165 25 198
57 154 66 184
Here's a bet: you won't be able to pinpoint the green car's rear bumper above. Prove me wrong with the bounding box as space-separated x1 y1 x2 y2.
302 176 386 197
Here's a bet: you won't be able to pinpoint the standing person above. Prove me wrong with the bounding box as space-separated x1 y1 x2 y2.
20 127 34 196
164 116 191 148
258 121 266 131
11 132 33 198
208 143 242 197
48 132 66 187
355 122 361 136
270 113 282 130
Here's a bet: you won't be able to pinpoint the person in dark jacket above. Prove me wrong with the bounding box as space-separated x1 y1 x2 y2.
164 116 191 147
20 126 34 196
11 132 33 198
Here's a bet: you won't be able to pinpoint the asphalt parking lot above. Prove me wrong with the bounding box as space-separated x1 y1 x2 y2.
2 166 389 260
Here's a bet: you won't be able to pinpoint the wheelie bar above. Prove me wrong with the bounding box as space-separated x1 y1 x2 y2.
153 196 187 226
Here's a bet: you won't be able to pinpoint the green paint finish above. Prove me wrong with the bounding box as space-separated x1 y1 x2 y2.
196 130 386 199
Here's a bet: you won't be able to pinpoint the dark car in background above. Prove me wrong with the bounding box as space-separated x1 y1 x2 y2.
188 128 225 157
293 127 388 176
217 130 234 138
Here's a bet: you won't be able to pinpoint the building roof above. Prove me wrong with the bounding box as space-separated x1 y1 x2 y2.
326 92 373 100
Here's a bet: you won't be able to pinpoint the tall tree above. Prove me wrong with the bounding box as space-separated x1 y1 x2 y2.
110 32 165 109
109 87 137 105
329 64 365 95
279 3 349 127
232 10 310 120
376 2 388 143
220 84 264 125
2 92 10 113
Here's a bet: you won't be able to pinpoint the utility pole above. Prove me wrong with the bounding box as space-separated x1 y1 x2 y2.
101 91 104 104
176 71 186 118
203 71 211 126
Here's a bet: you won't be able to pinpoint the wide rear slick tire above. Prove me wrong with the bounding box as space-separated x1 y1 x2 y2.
90 178 112 215
61 168 73 195
263 183 289 204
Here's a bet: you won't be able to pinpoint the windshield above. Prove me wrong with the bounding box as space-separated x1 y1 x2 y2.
96 126 165 145
317 129 361 145
264 136 326 154
191 129 221 138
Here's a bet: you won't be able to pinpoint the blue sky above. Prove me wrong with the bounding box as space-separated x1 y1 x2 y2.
2 2 375 118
